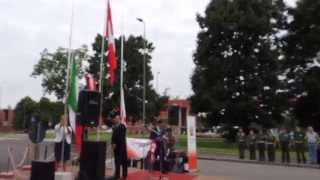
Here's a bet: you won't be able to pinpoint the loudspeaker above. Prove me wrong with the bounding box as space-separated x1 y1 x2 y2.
79 141 106 180
78 90 101 127
30 160 55 180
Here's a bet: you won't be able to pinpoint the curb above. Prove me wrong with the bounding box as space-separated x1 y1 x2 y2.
198 156 320 169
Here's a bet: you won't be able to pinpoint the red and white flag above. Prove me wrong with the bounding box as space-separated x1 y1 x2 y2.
85 74 97 91
120 88 127 126
106 0 117 86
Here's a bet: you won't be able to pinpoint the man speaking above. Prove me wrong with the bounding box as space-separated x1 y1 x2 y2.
111 112 128 179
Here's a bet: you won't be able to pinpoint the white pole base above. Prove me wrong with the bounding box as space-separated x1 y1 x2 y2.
55 172 73 180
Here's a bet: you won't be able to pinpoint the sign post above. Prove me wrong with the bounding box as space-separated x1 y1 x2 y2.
187 116 198 172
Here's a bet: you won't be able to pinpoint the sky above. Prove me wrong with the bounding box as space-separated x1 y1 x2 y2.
0 0 296 108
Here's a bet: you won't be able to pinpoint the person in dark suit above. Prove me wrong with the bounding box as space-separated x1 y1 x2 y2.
111 113 128 179
149 120 168 173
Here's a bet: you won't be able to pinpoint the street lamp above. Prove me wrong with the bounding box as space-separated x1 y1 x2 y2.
156 71 160 93
137 17 147 124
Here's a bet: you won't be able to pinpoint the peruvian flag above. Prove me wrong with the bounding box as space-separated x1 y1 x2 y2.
120 87 127 126
106 0 117 86
85 74 97 91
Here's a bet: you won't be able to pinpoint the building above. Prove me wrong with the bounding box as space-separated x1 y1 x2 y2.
0 107 14 129
159 99 191 130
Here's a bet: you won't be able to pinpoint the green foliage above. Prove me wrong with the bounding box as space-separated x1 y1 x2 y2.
38 97 64 126
13 97 64 130
294 67 320 129
192 0 287 129
31 46 88 100
282 0 320 130
13 97 38 130
87 34 164 123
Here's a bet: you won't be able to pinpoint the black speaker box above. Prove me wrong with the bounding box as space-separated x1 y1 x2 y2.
78 90 101 127
79 141 106 180
30 160 55 180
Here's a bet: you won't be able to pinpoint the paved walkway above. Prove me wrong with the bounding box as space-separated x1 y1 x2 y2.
198 159 320 180
198 155 320 169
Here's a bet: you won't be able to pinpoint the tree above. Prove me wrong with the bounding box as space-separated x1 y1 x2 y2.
13 97 38 130
38 97 64 127
87 34 162 123
31 46 88 99
282 0 320 130
13 97 64 130
191 0 287 130
294 66 320 129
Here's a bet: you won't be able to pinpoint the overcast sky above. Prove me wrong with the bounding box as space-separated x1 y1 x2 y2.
0 0 296 108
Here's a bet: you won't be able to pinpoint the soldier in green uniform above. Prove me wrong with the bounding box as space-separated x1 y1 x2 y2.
256 129 266 161
279 128 290 163
294 127 306 163
266 129 276 162
247 130 256 160
237 128 246 159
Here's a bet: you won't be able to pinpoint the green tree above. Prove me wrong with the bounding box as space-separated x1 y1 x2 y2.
13 96 38 130
87 34 162 123
31 46 88 100
13 97 64 130
38 97 64 127
191 0 287 129
282 0 320 130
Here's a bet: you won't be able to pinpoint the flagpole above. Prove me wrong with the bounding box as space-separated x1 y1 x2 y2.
97 0 108 141
120 13 124 121
61 0 75 171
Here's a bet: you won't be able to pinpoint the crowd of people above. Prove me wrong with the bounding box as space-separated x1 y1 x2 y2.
237 126 320 164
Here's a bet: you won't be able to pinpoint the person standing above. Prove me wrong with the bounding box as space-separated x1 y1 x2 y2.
111 113 128 179
54 115 72 171
306 126 319 164
256 129 266 161
237 128 246 159
247 130 256 160
279 128 290 163
149 120 168 173
266 129 276 162
294 127 306 164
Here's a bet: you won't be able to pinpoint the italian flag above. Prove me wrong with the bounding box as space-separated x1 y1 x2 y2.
67 57 78 133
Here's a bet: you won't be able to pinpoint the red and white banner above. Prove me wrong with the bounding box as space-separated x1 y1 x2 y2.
85 74 97 91
187 116 197 171
106 0 117 86
126 138 151 160
120 88 127 126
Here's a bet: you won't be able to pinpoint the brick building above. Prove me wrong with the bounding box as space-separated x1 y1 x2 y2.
0 107 14 129
159 99 191 129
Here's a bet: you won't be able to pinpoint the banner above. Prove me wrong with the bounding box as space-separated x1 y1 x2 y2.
127 138 151 160
187 116 197 171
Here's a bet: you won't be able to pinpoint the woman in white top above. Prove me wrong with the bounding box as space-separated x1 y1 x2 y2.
305 126 319 164
54 115 72 170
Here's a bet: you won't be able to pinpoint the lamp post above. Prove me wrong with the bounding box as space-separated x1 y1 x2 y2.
137 18 146 124
156 71 160 93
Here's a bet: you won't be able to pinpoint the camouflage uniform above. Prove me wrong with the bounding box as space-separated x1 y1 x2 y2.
237 131 246 159
266 133 276 162
279 132 290 163
247 133 256 160
294 131 306 163
256 132 267 161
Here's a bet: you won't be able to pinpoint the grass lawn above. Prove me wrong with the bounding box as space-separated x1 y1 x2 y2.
45 131 305 161
45 130 238 156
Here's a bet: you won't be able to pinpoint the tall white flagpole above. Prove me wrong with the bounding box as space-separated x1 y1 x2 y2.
120 14 125 124
120 13 124 106
61 0 75 169
97 0 108 140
